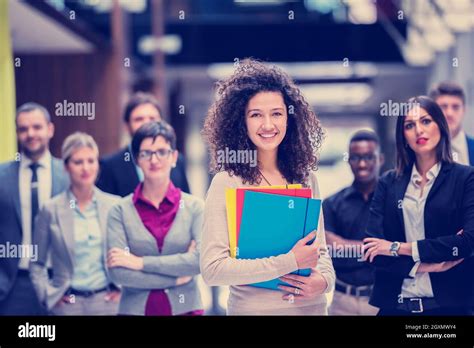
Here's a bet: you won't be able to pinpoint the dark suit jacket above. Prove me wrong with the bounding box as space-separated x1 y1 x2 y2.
0 157 69 301
96 146 190 197
467 135 474 166
366 161 474 309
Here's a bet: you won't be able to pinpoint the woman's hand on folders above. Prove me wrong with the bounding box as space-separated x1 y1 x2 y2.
278 270 327 301
290 231 319 269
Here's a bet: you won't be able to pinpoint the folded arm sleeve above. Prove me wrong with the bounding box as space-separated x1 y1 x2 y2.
106 205 178 289
416 170 474 262
142 198 203 277
365 174 416 278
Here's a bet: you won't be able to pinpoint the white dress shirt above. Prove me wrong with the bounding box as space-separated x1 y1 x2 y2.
19 151 52 269
401 162 441 298
451 130 469 166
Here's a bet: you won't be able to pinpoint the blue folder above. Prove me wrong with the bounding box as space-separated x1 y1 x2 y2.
237 191 321 290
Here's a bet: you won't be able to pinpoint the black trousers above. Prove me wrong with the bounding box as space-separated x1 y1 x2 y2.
0 271 46 316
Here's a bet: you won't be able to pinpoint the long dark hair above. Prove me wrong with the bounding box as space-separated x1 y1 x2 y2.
202 58 324 185
395 96 453 176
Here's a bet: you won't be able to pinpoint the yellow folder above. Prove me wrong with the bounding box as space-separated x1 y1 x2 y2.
225 184 302 258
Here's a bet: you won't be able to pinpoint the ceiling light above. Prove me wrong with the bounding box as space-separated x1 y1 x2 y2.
298 83 373 106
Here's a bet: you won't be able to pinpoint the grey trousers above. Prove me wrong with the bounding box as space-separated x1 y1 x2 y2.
51 290 119 316
329 290 379 316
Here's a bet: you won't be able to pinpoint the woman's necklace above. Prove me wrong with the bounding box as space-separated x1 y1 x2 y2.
259 170 272 186
258 169 288 186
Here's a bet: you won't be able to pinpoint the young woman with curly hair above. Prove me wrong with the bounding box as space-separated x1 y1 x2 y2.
200 59 335 315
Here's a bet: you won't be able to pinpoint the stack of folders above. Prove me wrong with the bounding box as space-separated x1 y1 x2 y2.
225 185 322 290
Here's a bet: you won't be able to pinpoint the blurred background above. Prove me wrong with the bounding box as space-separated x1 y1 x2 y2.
1 0 473 314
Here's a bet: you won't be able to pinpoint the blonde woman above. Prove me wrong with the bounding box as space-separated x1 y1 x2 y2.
30 132 121 315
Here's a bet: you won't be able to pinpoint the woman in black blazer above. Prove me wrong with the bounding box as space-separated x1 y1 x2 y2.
364 96 474 315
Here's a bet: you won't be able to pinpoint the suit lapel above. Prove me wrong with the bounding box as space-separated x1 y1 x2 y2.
395 170 411 239
95 190 108 240
10 161 22 229
51 157 68 196
466 135 474 166
94 189 111 271
124 152 140 193
57 192 76 267
427 162 453 203
51 157 59 196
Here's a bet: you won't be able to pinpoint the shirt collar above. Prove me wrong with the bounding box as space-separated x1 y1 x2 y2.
410 162 442 186
342 182 374 201
451 130 467 149
21 150 52 170
343 184 359 199
67 187 98 207
132 181 181 206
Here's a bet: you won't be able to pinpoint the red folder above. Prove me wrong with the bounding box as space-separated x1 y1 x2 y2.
236 188 312 243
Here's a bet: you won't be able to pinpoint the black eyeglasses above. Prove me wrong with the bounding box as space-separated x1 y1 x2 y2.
138 149 173 161
348 154 376 164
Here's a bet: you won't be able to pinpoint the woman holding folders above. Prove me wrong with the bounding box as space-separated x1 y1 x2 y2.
364 96 474 315
201 59 335 315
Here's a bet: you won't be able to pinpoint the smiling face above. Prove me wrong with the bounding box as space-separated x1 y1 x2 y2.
16 110 54 160
403 106 441 157
65 146 99 188
245 91 288 155
349 140 382 184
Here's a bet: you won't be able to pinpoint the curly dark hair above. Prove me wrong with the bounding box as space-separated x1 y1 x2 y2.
202 59 324 185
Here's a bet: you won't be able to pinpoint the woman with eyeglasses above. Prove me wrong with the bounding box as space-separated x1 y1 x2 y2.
106 121 204 316
364 96 474 315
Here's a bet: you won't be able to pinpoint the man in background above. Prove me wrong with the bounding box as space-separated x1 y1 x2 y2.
429 81 474 166
324 130 383 315
0 102 69 315
97 92 189 196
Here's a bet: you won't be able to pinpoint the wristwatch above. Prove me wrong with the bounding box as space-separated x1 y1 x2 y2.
390 241 401 257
